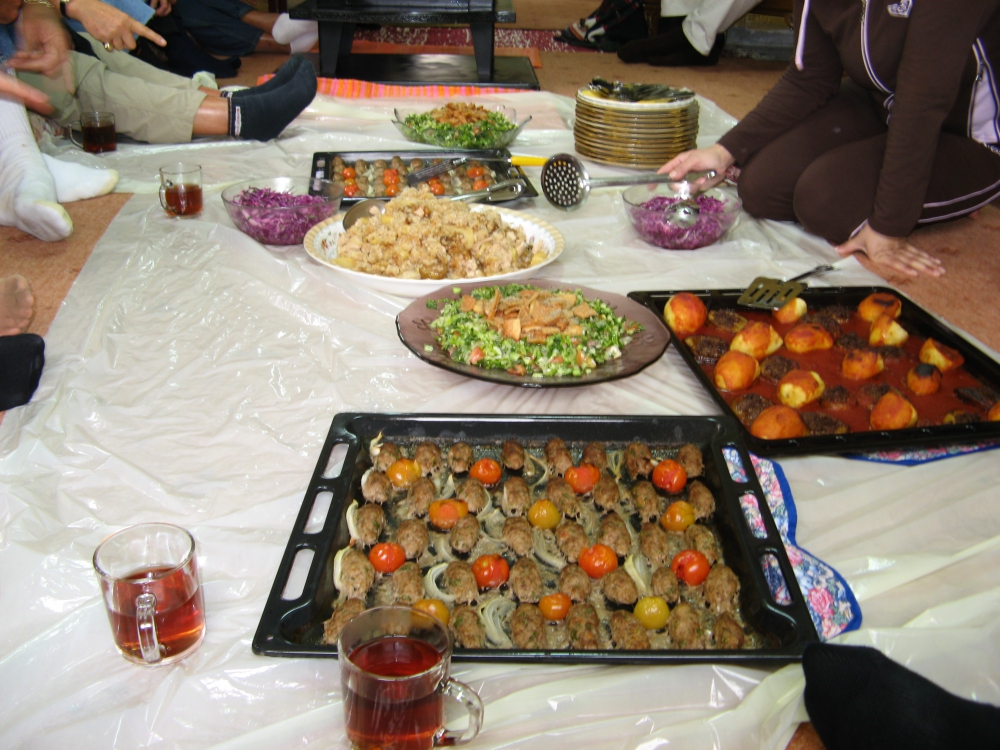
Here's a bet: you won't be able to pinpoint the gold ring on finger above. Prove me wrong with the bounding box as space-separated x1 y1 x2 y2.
104 42 113 52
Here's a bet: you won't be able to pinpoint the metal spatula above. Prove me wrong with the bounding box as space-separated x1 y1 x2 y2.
737 262 844 310
540 153 714 210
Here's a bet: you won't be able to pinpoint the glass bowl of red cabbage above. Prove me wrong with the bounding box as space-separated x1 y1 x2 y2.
622 183 741 250
222 177 344 246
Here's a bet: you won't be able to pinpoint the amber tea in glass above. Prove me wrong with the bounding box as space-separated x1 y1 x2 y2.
94 523 205 665
339 606 483 750
159 163 203 217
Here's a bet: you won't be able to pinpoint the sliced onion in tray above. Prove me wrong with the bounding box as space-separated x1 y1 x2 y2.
436 472 456 499
333 546 349 594
532 527 566 570
424 562 457 604
479 595 515 648
345 500 360 542
624 552 651 597
483 507 506 541
523 453 549 486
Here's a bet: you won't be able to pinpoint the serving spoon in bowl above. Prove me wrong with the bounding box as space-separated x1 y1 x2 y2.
341 180 525 229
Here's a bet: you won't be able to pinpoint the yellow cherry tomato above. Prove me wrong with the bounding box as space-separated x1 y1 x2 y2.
428 499 468 530
660 500 696 532
413 598 450 626
527 499 561 530
386 458 421 489
634 596 670 630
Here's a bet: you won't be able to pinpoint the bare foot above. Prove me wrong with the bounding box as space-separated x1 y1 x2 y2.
0 275 35 335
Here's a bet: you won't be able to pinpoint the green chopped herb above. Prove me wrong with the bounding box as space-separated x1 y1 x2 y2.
402 110 516 149
452 287 462 295
424 345 434 352
426 299 438 309
428 283 642 378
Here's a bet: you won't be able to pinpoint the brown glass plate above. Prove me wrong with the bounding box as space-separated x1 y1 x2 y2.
397 279 671 388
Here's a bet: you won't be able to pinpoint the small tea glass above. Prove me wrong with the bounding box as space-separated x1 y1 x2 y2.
158 163 203 218
93 522 206 666
69 111 116 153
338 606 483 750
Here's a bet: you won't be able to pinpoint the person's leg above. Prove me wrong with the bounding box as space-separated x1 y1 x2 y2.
0 91 73 241
170 0 262 57
736 83 887 224
619 0 757 64
793 133 1000 243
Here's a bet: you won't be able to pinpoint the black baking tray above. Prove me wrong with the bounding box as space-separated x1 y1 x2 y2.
253 413 818 664
309 149 538 205
628 286 1000 457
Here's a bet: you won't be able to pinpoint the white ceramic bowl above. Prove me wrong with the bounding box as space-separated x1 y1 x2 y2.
303 205 564 298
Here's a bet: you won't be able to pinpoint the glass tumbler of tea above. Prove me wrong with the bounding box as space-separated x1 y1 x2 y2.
159 163 203 218
93 522 206 666
338 606 484 750
69 111 117 153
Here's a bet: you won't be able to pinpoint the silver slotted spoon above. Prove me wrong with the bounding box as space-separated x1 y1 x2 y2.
540 153 715 211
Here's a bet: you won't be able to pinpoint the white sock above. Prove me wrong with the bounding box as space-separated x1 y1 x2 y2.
0 94 73 242
192 71 218 90
272 14 317 45
289 28 319 54
41 154 118 203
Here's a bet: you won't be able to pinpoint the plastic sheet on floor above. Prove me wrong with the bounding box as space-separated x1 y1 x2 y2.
3 90 998 749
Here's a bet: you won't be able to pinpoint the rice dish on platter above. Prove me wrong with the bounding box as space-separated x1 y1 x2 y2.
334 186 548 280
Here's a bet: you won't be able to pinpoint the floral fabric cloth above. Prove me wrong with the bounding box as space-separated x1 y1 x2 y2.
844 440 1000 466
722 447 862 641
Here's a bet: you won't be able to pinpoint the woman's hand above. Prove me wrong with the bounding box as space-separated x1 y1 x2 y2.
658 143 734 191
836 224 944 278
9 0 70 78
62 0 166 51
0 73 52 113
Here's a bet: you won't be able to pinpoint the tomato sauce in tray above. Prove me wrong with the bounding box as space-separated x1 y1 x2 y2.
253 414 818 665
628 287 1000 457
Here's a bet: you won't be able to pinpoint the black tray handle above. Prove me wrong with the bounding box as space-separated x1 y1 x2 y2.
709 430 819 650
252 416 363 654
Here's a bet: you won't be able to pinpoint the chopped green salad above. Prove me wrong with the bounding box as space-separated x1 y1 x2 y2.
402 110 517 149
428 284 642 378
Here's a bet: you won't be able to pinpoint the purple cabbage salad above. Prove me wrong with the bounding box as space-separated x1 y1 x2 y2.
230 187 334 245
631 193 734 250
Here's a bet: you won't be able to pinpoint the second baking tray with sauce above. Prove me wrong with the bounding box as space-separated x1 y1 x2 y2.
628 286 1000 456
253 413 818 664
309 149 539 204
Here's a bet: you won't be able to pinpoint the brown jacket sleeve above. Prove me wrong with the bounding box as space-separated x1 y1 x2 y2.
717 0 844 166
869 0 1000 237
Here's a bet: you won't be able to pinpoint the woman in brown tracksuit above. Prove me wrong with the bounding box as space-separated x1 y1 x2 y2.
661 0 1000 277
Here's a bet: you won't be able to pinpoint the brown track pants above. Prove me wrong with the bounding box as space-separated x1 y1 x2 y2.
736 82 1000 243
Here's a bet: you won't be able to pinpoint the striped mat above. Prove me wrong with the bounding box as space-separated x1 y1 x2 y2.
350 40 542 67
311 78 526 97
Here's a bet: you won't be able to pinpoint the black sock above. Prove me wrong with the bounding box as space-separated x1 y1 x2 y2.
803 643 1000 750
0 334 44 412
228 58 316 140
648 32 724 66
230 54 307 100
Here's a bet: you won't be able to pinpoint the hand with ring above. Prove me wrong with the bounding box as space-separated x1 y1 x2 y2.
61 0 166 52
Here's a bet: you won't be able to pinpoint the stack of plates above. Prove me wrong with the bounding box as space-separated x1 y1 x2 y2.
573 87 699 169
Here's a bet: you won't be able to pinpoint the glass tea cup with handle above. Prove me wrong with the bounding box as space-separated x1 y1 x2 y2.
338 606 484 750
69 111 117 153
93 522 206 666
158 163 203 217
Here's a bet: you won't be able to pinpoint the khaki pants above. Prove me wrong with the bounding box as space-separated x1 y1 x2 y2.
18 36 208 144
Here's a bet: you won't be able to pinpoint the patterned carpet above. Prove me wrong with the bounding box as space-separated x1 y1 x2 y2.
353 26 601 53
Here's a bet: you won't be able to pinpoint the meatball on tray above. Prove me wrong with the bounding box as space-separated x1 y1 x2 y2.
253 413 818 664
629 287 1000 457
